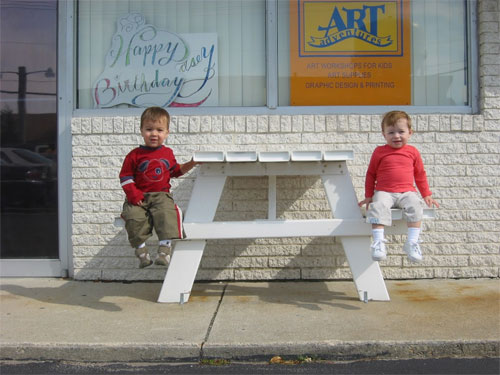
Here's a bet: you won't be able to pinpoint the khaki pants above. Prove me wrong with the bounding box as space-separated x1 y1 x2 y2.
121 192 184 248
366 190 424 226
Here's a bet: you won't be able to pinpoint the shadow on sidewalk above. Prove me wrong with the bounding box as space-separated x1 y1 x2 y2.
0 280 162 312
228 281 362 311
191 280 362 311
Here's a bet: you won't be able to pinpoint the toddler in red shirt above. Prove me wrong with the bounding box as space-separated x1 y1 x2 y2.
119 107 198 268
358 111 439 263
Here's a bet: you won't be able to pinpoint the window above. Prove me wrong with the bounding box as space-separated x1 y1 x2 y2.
279 0 470 107
0 0 59 259
77 0 473 110
77 0 266 109
410 0 469 106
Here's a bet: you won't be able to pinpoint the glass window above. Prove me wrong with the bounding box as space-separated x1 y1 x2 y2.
279 0 470 107
411 0 468 106
77 0 266 109
0 0 58 259
77 0 472 109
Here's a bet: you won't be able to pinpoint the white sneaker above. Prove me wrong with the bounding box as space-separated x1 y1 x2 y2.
370 239 387 261
403 240 423 263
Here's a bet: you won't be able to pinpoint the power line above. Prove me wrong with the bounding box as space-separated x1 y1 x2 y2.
0 1 56 11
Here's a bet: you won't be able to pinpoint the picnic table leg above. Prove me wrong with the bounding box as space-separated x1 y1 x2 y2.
339 237 390 301
157 240 206 303
158 173 227 303
321 171 390 302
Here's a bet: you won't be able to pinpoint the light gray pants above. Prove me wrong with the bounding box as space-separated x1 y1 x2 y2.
366 191 424 226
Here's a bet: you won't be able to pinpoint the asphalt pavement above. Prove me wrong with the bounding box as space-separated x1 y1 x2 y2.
0 278 499 363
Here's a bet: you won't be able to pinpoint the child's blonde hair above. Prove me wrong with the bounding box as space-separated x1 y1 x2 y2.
140 106 170 130
381 110 413 132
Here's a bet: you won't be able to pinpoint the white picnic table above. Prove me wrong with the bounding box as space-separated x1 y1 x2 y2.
157 150 435 304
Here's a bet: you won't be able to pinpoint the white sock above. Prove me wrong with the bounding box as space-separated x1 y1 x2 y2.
159 239 172 247
407 227 421 242
137 242 146 249
372 228 385 242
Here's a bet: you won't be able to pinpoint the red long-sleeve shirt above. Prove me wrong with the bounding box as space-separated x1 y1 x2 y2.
119 145 183 204
364 144 432 199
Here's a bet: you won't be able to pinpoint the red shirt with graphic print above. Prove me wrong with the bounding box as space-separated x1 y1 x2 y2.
119 145 183 205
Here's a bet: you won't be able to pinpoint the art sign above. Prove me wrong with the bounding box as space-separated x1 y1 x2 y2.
290 0 411 105
93 13 217 108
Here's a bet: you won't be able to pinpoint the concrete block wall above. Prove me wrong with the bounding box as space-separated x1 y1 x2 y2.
71 0 500 281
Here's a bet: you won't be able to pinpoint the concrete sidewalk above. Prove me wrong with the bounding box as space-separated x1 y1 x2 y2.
0 278 499 362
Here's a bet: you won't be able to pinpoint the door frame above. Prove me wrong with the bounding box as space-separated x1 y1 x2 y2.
0 0 73 278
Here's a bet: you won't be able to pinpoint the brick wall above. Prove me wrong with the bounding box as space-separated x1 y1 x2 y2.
71 0 499 281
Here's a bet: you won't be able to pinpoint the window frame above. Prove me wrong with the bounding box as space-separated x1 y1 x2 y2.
72 0 479 117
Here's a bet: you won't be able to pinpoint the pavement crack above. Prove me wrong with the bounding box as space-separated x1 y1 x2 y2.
199 282 227 361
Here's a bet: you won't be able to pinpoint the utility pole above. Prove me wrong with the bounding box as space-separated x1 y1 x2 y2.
18 66 27 142
0 65 55 143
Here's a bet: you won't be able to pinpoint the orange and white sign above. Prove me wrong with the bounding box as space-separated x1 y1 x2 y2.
290 0 411 105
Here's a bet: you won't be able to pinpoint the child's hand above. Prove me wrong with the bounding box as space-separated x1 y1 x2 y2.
180 159 201 174
123 185 144 206
358 197 372 209
423 195 439 208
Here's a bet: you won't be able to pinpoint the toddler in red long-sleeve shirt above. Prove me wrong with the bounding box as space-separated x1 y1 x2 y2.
120 107 199 268
358 111 439 263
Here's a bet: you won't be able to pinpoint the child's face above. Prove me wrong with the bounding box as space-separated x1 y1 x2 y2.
141 117 169 148
382 118 412 149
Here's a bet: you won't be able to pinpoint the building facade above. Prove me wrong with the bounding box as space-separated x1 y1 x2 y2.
1 0 499 281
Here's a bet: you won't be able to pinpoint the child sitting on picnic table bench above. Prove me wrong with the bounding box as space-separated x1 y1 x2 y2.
358 110 439 263
119 106 199 268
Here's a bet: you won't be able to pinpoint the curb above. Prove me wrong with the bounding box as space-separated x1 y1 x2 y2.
2 340 498 363
0 343 200 362
202 340 500 361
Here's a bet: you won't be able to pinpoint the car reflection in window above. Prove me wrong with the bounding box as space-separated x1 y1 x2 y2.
0 148 57 211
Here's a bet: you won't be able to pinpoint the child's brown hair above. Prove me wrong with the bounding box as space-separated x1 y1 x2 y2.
140 106 170 130
381 110 413 132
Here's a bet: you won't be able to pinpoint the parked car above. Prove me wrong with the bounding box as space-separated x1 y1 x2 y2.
0 147 57 210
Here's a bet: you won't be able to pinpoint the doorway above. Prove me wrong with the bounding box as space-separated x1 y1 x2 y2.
1 0 60 270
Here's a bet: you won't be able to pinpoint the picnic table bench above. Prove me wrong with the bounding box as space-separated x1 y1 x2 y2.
156 150 435 304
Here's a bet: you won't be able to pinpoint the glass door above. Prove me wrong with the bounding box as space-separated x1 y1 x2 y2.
1 0 59 270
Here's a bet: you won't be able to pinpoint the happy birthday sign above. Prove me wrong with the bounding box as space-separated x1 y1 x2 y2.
93 13 218 108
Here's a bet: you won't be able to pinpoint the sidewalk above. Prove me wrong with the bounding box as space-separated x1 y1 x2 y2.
1 278 499 362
